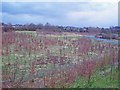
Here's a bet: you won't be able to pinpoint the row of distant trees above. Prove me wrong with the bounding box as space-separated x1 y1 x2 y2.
2 23 50 32
1 22 120 34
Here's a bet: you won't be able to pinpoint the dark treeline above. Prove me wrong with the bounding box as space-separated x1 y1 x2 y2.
1 22 120 34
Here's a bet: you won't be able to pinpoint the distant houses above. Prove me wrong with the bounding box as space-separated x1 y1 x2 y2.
95 33 120 40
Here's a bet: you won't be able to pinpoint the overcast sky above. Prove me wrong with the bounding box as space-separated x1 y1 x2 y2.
1 1 118 27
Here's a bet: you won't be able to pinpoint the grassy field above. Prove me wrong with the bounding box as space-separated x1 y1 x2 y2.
2 31 119 88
